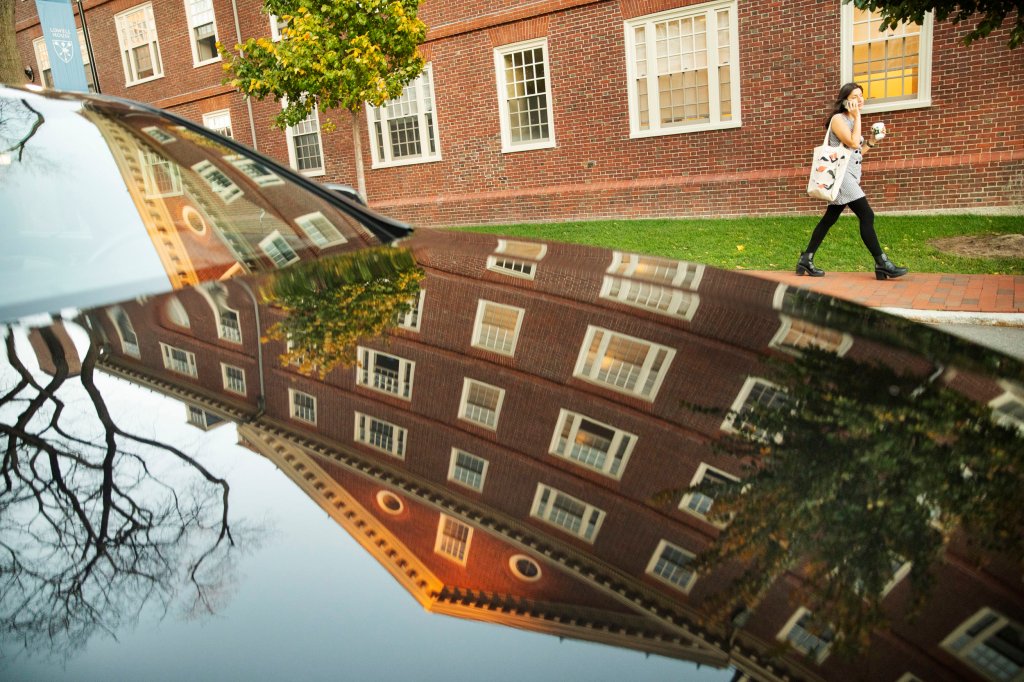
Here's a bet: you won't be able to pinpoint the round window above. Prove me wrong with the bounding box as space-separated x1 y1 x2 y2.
375 490 404 515
182 206 206 235
509 554 542 582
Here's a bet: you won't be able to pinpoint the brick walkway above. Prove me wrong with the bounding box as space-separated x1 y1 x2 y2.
748 271 1024 313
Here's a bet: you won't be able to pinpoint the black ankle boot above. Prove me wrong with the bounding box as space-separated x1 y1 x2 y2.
874 253 908 280
796 252 825 277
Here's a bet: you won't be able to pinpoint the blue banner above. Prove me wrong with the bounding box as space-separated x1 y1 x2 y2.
35 0 89 93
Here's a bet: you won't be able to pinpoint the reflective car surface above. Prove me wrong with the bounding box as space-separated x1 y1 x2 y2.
2 86 1022 682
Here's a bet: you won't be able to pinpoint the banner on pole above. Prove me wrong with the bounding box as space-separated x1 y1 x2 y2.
34 0 89 93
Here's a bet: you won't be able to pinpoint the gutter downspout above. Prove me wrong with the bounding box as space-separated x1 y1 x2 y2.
230 0 259 151
235 279 266 416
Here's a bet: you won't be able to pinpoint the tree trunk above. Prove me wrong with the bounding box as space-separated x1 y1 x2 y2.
350 108 367 203
0 0 26 85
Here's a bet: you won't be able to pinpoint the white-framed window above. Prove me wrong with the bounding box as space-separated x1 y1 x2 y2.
368 64 441 168
549 409 636 479
842 5 933 113
259 230 300 268
165 296 190 327
509 554 542 582
486 255 536 280
160 342 198 377
398 290 425 332
990 383 1024 434
114 3 163 86
354 412 407 459
530 483 606 543
184 0 219 66
376 490 405 515
722 376 788 441
269 14 288 41
108 306 140 357
608 252 704 287
941 608 1023 682
191 160 242 203
625 0 741 138
221 363 246 395
295 212 347 248
770 315 853 357
142 125 175 144
198 282 242 343
471 299 525 356
186 405 224 430
225 154 284 186
202 110 232 138
33 31 94 91
497 239 547 260
574 326 675 401
448 448 489 492
459 378 505 430
494 38 555 153
218 308 241 343
601 277 700 320
285 105 324 176
140 150 183 198
646 539 698 592
357 347 415 400
289 389 316 424
777 608 835 663
435 514 473 565
679 462 739 525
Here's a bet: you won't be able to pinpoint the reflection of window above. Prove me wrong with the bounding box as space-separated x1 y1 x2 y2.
192 160 242 203
509 555 542 582
202 110 232 137
990 384 1024 434
486 255 536 280
601 277 700 320
108 306 140 357
646 539 697 592
354 412 407 459
285 106 324 175
472 300 524 356
549 409 636 479
398 290 425 332
221 363 246 395
376 491 404 514
842 6 933 112
770 315 853 357
496 239 547 260
160 343 198 377
494 39 555 152
574 326 675 401
186 405 224 430
448 449 488 492
289 389 316 424
435 515 472 565
680 462 738 524
269 14 288 41
33 31 94 91
165 297 190 327
140 150 183 198
941 608 1023 682
608 252 704 287
114 3 163 85
369 65 440 167
185 0 219 65
357 347 415 399
459 378 505 430
722 376 787 441
295 212 347 248
200 283 242 343
142 126 175 144
778 608 835 663
625 0 740 137
225 154 283 186
603 252 703 319
259 230 299 268
530 483 606 543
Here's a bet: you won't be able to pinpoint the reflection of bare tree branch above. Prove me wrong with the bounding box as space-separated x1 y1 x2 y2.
0 320 256 657
0 99 44 162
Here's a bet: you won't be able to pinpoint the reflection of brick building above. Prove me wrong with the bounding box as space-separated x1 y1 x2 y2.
90 232 1023 682
14 1 1023 226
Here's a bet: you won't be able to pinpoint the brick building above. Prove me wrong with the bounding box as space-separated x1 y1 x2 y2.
14 1 1024 227
85 226 1024 682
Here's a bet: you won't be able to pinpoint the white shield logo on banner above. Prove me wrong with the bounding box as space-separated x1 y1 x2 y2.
53 39 74 64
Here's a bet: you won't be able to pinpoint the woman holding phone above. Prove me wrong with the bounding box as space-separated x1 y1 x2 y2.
796 82 907 280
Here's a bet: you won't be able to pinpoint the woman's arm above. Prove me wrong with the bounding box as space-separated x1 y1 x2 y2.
829 103 863 149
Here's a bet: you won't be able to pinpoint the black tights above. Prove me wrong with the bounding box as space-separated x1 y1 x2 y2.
804 196 882 258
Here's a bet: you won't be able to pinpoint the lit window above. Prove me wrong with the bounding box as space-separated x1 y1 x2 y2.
770 315 853 356
530 483 606 543
202 109 232 138
114 3 163 85
679 463 738 525
573 326 675 401
472 300 525 356
184 0 219 66
942 608 1024 682
722 377 788 441
354 412 407 459
32 30 94 91
160 342 197 377
494 39 555 153
777 608 835 663
221 363 246 395
295 212 347 248
225 154 283 186
192 160 242 203
285 105 324 175
459 378 505 430
496 239 547 261
435 514 473 565
397 290 425 332
842 6 933 112
549 409 636 479
289 389 316 424
368 65 441 167
259 230 299 268
625 0 741 137
646 539 697 592
448 449 489 492
357 347 415 400
108 306 140 357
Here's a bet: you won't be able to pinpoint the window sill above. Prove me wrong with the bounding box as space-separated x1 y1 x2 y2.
630 119 742 139
501 139 556 154
297 168 326 178
862 99 932 115
192 56 222 68
370 155 443 170
125 73 165 88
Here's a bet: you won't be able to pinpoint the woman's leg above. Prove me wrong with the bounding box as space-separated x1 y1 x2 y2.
804 203 846 254
846 196 883 257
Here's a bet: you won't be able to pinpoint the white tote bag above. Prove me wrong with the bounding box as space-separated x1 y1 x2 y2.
806 125 853 202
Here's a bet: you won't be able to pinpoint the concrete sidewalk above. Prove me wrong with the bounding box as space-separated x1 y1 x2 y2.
749 271 1024 325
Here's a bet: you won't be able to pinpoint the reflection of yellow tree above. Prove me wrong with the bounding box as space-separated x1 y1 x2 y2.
261 247 423 379
671 348 1024 655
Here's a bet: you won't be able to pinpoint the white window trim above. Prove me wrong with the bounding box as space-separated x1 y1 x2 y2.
191 160 242 204
530 483 606 543
447 448 489 492
770 314 854 357
269 14 287 41
721 376 784 436
777 607 834 663
376 490 405 515
220 363 246 395
258 230 300 268
284 102 325 177
142 125 175 144
224 154 284 187
114 3 163 86
645 538 698 593
607 252 705 288
434 514 473 566
108 307 140 358
486 255 537 280
989 387 1024 434
159 342 198 378
600 276 701 321
288 388 317 424
184 0 220 67
398 290 425 332
509 554 543 582
624 0 742 138
573 326 676 402
367 63 442 168
841 6 933 114
471 299 525 357
496 239 547 261
353 411 407 459
548 408 637 480
294 211 348 248
356 346 416 400
458 378 506 430
32 37 52 88
941 607 1024 682
494 38 556 153
679 462 739 526
202 109 232 137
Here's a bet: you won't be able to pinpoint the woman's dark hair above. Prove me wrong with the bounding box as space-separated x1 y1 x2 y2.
825 82 863 128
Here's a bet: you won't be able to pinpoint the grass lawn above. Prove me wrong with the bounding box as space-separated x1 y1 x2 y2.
456 214 1024 275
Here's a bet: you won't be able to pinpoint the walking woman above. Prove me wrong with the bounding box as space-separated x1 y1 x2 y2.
797 83 907 280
